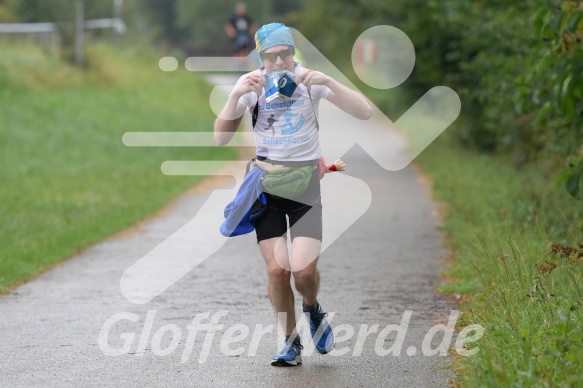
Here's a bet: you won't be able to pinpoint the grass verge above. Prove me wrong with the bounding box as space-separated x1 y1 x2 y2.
0 39 236 294
416 134 583 386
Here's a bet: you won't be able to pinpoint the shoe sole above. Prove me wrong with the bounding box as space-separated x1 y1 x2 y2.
271 356 302 366
315 343 335 354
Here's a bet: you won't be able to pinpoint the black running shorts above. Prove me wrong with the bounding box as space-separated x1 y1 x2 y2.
255 170 322 242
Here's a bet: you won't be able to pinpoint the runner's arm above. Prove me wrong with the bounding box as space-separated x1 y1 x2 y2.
214 96 246 146
325 78 372 120
214 73 264 146
296 69 372 120
224 22 236 38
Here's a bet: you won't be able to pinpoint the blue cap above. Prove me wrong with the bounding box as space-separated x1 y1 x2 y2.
255 23 295 67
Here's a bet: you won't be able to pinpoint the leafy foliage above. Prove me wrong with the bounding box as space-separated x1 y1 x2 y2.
528 1 583 198
294 0 583 199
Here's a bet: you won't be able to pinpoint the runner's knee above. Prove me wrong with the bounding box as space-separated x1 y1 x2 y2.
292 267 318 288
267 263 291 283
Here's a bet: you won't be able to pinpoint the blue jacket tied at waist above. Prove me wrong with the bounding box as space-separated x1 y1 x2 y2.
220 166 267 237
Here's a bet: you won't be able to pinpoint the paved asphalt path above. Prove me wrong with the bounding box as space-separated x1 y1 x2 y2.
0 76 456 387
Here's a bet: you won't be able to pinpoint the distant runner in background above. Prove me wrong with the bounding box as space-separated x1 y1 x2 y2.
224 2 257 57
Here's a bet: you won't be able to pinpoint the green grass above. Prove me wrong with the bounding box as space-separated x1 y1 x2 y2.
0 40 236 293
417 133 583 386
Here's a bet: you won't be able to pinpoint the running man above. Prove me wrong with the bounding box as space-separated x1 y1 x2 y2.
214 23 372 366
224 2 257 57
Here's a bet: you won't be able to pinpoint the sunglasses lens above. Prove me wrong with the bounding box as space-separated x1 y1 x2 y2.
262 48 293 62
264 53 276 62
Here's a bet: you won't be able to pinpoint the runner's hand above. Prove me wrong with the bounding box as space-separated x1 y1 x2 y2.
295 69 330 91
233 74 265 98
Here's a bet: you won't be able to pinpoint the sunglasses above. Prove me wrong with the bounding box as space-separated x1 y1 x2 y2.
261 47 294 63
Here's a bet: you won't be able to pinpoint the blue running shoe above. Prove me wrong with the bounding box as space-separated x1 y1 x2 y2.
304 303 334 354
271 336 303 366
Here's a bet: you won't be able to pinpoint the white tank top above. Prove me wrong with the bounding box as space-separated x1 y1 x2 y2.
233 66 331 161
